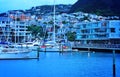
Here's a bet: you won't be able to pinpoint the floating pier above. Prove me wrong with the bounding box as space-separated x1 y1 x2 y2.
0 57 38 60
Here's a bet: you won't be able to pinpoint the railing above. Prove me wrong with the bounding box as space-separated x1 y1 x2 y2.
73 43 120 50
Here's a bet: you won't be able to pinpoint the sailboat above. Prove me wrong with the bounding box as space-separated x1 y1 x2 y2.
40 0 72 52
40 0 60 51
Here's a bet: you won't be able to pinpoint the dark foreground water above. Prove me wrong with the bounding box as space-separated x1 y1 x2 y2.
0 52 120 77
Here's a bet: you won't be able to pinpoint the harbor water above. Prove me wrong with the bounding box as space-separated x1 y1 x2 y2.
0 51 120 77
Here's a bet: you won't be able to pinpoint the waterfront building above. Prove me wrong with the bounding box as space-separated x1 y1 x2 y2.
0 17 31 43
74 20 120 46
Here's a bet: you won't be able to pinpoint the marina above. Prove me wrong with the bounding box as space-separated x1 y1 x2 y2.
0 0 120 77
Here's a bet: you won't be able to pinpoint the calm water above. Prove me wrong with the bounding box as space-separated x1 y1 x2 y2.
0 51 120 77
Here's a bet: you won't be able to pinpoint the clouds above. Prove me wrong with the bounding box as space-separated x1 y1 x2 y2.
0 0 77 13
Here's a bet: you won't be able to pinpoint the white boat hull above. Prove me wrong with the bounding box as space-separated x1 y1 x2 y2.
0 48 37 58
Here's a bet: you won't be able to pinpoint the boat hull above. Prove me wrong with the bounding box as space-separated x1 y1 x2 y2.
0 48 37 58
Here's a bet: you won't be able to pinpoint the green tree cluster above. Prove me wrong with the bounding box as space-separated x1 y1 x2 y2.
27 25 44 38
66 31 76 41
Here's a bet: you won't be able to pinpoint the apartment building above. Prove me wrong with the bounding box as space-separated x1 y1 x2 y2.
0 17 31 43
75 20 120 45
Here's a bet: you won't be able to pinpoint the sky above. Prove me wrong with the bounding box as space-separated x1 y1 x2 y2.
0 0 78 13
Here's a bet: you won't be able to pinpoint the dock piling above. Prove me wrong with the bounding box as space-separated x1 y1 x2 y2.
45 47 46 52
37 50 39 58
113 50 116 77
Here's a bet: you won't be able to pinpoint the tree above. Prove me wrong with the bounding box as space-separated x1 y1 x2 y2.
66 31 76 41
27 25 44 38
48 20 54 24
43 22 47 24
62 21 67 24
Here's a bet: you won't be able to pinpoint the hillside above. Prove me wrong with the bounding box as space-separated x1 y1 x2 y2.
69 0 120 16
0 4 72 17
25 4 72 15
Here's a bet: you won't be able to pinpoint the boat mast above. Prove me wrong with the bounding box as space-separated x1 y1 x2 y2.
7 12 9 43
15 13 16 44
53 0 56 43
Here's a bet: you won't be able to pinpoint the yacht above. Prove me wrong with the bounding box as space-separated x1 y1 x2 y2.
40 41 60 51
0 45 32 58
16 40 40 50
40 41 72 52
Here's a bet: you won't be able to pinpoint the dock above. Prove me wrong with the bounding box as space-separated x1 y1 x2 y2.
72 44 120 52
0 57 39 60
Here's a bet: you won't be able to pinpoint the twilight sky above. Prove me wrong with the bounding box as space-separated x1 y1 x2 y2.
0 0 78 13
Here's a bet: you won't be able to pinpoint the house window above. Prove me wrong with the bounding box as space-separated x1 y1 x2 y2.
110 28 115 33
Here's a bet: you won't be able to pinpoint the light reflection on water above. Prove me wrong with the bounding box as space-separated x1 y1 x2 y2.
0 52 120 77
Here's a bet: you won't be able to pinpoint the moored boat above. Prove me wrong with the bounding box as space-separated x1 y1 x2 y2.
15 40 40 51
40 41 72 52
40 41 60 51
0 46 33 58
